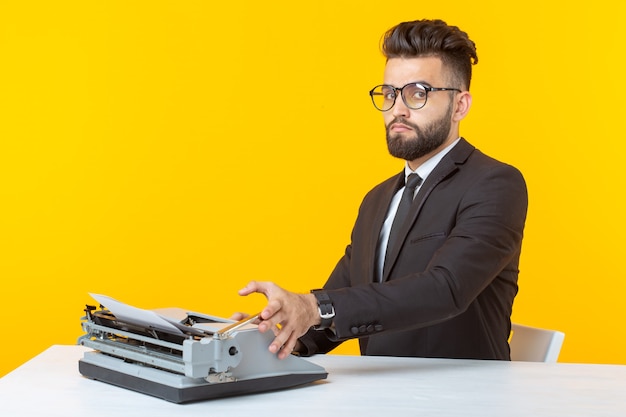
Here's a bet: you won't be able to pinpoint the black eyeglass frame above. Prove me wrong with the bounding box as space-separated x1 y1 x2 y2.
369 82 462 111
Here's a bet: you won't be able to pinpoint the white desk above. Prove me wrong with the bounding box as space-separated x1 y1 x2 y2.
1 345 625 416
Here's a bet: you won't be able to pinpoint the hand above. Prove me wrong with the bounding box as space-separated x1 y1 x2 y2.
238 281 320 359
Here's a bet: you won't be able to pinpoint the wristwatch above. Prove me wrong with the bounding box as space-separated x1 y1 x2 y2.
311 289 335 330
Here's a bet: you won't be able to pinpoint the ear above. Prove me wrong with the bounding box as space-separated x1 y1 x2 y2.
452 91 472 122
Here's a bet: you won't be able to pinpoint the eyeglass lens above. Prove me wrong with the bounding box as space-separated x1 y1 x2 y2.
371 84 428 111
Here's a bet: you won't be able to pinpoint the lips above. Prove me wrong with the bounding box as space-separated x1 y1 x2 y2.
390 122 413 132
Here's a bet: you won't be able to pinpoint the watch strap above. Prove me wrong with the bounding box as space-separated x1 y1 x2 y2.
311 289 335 330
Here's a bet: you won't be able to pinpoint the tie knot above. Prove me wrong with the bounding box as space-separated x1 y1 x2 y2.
406 173 422 190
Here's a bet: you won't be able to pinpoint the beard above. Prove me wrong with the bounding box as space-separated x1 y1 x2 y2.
385 104 454 161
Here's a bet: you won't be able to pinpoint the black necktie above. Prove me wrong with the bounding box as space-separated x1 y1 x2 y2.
384 173 423 277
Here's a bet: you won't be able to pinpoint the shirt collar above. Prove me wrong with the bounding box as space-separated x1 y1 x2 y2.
404 138 461 182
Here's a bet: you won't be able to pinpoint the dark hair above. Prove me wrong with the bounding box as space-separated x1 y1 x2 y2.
381 19 478 90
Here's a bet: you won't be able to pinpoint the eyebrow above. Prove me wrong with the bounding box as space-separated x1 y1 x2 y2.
383 81 434 88
410 80 433 88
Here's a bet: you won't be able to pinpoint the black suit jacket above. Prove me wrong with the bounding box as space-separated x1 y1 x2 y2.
300 138 528 360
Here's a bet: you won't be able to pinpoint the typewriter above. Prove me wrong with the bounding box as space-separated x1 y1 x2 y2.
78 294 327 403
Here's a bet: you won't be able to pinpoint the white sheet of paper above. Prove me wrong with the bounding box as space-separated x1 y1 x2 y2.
89 293 183 334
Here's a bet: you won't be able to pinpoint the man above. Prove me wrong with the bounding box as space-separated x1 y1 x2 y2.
238 19 527 360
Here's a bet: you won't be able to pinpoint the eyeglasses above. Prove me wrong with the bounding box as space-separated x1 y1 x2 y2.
369 83 461 111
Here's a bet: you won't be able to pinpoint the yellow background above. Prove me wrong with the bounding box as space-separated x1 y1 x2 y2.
1 1 625 376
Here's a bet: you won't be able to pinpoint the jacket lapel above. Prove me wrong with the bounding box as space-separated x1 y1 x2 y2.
365 171 405 283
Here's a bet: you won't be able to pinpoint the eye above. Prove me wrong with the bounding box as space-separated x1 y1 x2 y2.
410 87 427 100
381 87 396 100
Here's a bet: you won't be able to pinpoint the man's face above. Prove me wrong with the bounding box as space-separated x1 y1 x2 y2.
383 57 459 165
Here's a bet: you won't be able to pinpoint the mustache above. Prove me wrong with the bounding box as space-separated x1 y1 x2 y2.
386 117 420 131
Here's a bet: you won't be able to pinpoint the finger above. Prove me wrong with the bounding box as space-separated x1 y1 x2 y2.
271 329 300 360
260 298 282 322
229 312 249 321
238 280 275 297
269 331 289 355
238 281 260 296
277 333 300 360
267 323 295 356
257 314 282 333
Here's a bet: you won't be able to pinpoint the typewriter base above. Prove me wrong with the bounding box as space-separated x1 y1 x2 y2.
79 356 327 403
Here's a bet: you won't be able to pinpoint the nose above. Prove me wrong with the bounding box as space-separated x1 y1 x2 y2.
390 94 410 118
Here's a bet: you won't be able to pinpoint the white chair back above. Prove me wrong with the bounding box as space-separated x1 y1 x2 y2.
510 323 565 362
